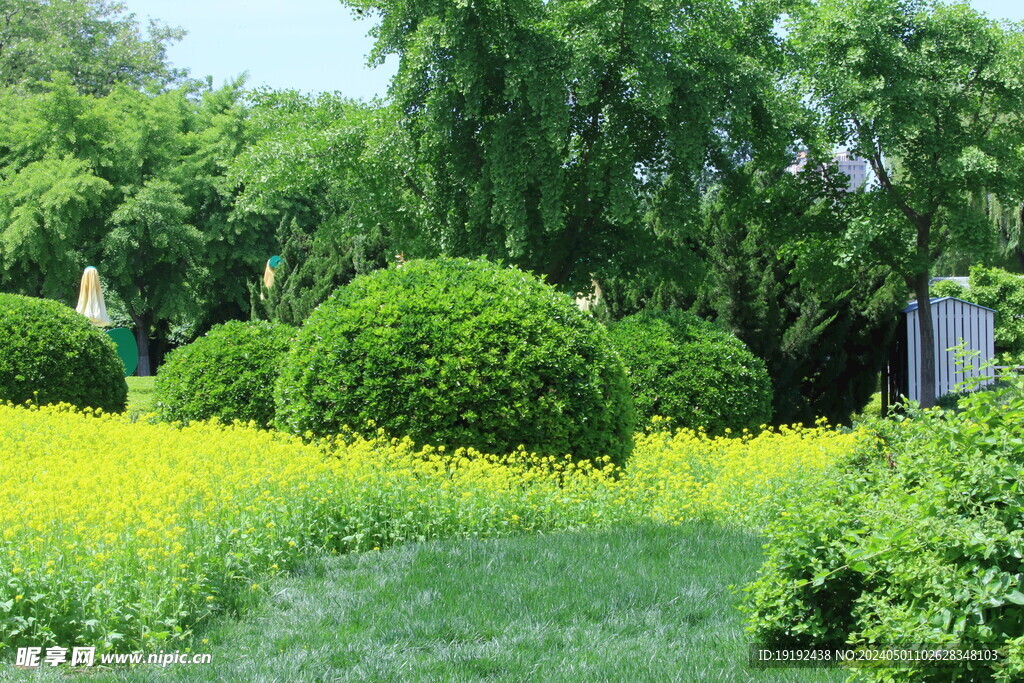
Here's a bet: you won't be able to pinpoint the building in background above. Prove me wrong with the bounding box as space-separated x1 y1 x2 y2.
787 150 870 192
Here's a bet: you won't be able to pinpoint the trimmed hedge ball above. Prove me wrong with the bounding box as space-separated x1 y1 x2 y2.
609 310 772 434
0 293 127 412
275 258 635 464
155 320 295 427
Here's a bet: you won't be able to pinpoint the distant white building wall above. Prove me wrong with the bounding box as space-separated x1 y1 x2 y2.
785 150 810 175
787 150 869 192
833 151 869 192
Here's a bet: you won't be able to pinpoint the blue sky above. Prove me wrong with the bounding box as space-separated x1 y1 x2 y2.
121 0 395 100
120 0 1024 101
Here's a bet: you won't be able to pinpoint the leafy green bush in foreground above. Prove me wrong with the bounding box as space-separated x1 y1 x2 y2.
0 292 127 412
742 373 1024 681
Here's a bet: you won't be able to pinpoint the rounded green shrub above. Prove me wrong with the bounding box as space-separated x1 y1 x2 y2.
608 310 772 433
155 320 295 427
929 278 968 300
275 258 635 463
0 293 127 412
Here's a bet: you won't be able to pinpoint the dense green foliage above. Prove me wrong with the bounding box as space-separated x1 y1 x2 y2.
697 165 904 426
609 310 772 434
742 375 1024 680
276 258 635 463
248 223 391 327
233 91 420 325
0 292 126 411
343 0 784 291
931 266 1024 360
155 320 294 428
929 279 970 300
600 163 905 427
0 0 185 95
0 0 1019 399
0 77 277 373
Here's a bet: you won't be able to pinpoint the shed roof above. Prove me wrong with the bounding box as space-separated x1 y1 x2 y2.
902 296 996 314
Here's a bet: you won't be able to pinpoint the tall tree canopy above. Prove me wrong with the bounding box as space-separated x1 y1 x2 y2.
786 0 1024 406
0 0 185 95
345 0 785 292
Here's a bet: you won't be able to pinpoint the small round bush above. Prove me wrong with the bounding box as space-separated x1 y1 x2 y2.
155 320 295 427
275 258 635 463
609 310 772 433
0 293 127 412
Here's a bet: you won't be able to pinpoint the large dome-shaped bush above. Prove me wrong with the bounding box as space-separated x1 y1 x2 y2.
155 320 294 427
276 258 635 463
0 293 127 412
609 310 772 434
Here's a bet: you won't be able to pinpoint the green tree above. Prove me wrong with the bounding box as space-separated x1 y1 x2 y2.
972 193 1024 273
0 77 273 374
0 0 185 95
102 179 203 376
931 265 1024 359
698 165 905 425
347 0 781 291
230 91 421 322
787 0 1024 406
0 77 114 300
0 156 111 300
169 78 278 329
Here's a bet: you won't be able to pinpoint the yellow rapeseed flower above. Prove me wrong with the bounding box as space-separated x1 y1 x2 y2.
0 402 855 654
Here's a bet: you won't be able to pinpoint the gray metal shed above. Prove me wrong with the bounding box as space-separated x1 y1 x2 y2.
891 297 995 404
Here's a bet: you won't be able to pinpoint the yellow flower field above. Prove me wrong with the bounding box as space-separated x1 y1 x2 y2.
626 421 858 528
0 403 860 654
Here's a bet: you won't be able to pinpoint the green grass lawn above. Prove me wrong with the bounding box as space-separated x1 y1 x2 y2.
125 376 155 414
16 524 841 682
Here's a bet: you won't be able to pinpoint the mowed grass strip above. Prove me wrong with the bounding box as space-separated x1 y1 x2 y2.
71 524 840 682
125 375 155 414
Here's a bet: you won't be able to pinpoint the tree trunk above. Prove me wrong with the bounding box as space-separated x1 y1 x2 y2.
132 312 152 377
880 367 889 417
913 267 937 408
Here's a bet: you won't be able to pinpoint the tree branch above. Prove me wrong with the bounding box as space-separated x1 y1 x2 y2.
852 113 921 225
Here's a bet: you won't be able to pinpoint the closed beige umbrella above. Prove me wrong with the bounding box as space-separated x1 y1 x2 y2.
263 255 283 289
75 266 110 327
